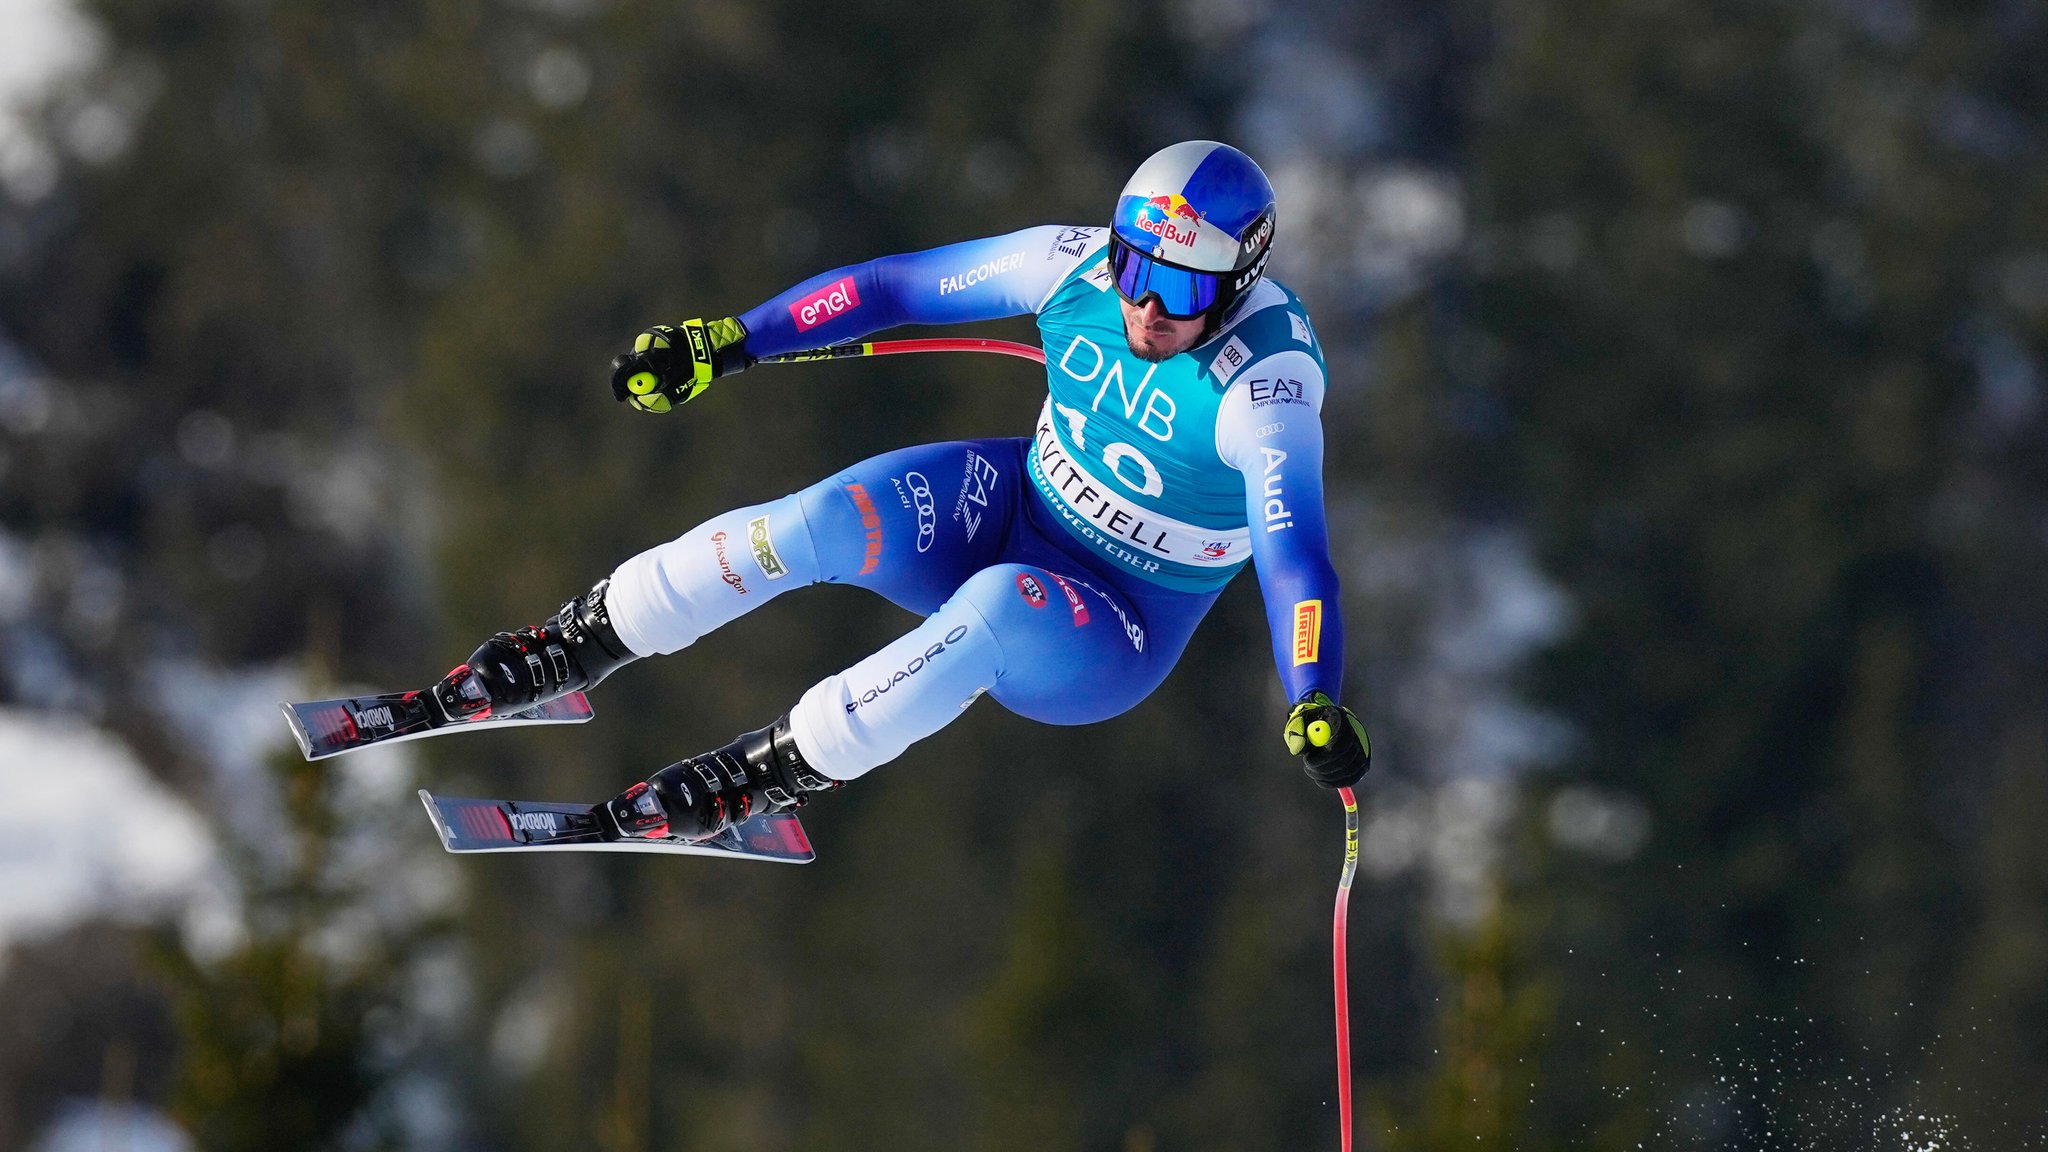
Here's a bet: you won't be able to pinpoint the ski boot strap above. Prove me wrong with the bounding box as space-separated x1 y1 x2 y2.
638 714 841 842
738 714 841 810
556 577 635 688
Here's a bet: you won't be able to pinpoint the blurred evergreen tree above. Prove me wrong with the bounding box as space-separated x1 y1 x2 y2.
1 0 1471 1137
1376 894 1553 1151
154 752 396 1151
1460 0 2048 1141
0 923 181 1149
32 0 2045 1143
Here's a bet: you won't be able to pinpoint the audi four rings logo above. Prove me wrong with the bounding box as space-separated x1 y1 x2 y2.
906 471 935 553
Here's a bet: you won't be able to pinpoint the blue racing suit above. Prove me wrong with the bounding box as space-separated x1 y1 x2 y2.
602 226 1344 779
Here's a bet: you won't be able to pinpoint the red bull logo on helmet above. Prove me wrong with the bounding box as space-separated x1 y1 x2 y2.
1133 192 1202 250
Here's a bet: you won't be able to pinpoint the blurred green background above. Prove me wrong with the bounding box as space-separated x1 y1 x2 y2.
0 0 2044 1148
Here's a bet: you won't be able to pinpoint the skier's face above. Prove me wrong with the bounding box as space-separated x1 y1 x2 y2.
1120 297 1206 362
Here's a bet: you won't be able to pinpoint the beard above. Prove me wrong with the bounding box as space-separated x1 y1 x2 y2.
1125 334 1179 363
1124 323 1198 362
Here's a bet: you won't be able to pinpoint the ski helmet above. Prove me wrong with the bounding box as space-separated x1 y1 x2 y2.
1108 141 1276 330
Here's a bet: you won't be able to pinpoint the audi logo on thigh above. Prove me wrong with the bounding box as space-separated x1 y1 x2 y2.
907 471 936 553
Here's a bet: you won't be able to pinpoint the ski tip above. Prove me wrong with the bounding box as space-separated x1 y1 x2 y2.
278 701 317 761
417 789 458 852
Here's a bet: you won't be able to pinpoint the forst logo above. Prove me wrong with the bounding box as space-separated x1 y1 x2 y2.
747 515 788 579
790 275 861 332
1134 193 1202 249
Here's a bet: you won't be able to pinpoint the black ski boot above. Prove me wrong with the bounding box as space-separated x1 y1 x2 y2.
602 714 841 842
432 578 638 722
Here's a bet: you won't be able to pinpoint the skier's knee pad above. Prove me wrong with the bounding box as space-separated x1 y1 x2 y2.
790 595 1003 781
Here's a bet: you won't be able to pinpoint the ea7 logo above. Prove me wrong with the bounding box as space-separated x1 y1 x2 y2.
509 811 560 833
1050 226 1096 259
1248 378 1306 407
956 451 999 541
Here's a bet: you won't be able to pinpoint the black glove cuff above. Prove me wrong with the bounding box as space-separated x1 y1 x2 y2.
702 317 753 379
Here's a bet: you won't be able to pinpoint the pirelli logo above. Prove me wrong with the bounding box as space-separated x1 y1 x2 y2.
1292 600 1323 666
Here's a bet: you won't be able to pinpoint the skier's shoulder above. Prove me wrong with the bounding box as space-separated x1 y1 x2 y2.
1029 223 1110 264
1195 278 1326 395
1027 226 1115 313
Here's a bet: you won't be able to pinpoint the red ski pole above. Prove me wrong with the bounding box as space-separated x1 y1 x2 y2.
1333 786 1360 1151
757 337 1048 366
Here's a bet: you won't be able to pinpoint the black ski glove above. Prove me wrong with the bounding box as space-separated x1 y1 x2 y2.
609 317 752 413
1284 690 1372 788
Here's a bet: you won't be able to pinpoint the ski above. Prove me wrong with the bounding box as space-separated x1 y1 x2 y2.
280 690 595 761
417 790 816 864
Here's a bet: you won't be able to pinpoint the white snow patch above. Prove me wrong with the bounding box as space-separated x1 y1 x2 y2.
1548 785 1652 860
145 658 299 863
29 1100 194 1152
0 708 227 962
141 660 454 962
490 974 569 1078
0 0 102 201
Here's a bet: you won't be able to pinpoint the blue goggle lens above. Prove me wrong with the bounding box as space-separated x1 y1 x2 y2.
1108 240 1222 320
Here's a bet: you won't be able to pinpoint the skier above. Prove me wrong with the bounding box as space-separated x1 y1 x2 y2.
435 140 1372 842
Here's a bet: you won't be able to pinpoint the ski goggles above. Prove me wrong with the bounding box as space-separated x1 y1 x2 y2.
1107 237 1226 320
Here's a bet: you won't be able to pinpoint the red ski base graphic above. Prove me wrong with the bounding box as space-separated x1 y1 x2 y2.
417 791 816 864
